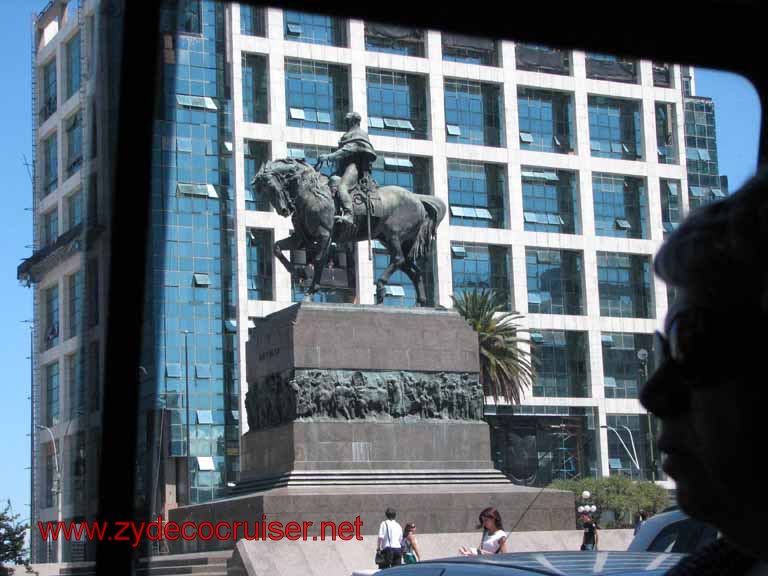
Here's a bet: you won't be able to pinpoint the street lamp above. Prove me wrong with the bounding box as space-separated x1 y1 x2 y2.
36 425 62 563
181 330 192 506
576 490 598 520
601 425 641 476
637 348 657 481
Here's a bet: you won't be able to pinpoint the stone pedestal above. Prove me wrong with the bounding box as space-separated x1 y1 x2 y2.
168 304 575 555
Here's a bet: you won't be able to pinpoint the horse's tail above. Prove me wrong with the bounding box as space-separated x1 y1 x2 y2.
409 195 447 260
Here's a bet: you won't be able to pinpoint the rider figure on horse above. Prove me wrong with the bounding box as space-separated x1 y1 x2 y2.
317 111 378 232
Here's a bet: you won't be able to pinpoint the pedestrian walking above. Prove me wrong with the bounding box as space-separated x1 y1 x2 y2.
376 508 403 568
459 507 508 556
580 513 599 551
634 511 648 536
401 522 421 563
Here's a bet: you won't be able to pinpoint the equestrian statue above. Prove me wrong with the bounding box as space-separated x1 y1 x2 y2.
252 111 446 306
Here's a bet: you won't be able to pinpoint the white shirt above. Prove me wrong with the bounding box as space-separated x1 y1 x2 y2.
378 519 403 549
480 530 507 554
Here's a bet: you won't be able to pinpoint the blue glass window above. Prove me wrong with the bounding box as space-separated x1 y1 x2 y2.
240 5 265 37
597 252 653 319
86 259 98 328
667 284 678 308
285 59 349 131
43 209 58 247
526 249 584 315
67 190 83 230
45 284 59 350
242 54 268 123
685 98 722 211
606 413 660 481
365 23 424 57
66 32 81 101
592 173 647 239
442 33 498 66
448 159 506 229
68 270 83 339
444 79 503 147
372 154 431 195
653 62 672 87
517 88 574 153
367 69 428 140
451 243 511 309
66 112 83 178
655 102 677 164
244 140 270 211
287 143 334 177
292 245 356 304
602 333 653 401
41 58 57 121
588 96 642 160
178 0 201 34
585 53 637 83
46 361 60 427
246 229 273 300
373 247 436 307
521 168 579 234
68 353 84 420
515 44 570 75
530 330 589 398
43 132 58 196
284 11 346 47
660 179 681 238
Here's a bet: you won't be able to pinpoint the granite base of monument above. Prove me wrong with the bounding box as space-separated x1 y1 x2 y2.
168 484 576 555
168 304 575 555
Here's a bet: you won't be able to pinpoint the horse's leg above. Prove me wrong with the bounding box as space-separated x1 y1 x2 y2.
306 232 332 299
273 233 302 277
402 258 428 307
375 238 405 304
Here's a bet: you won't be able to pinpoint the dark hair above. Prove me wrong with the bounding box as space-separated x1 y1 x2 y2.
477 507 503 530
654 169 768 316
403 522 415 539
385 508 397 520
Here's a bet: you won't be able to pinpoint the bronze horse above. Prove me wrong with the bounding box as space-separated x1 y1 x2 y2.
252 158 446 305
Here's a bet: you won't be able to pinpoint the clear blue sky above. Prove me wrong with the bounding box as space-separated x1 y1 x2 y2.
0 3 761 526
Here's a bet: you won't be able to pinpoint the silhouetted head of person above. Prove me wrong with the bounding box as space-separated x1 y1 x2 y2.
640 169 768 562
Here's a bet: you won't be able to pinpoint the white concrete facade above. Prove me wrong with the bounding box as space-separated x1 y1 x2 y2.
229 6 691 489
30 0 104 561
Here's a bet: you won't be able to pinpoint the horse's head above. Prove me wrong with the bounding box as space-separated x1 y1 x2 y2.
252 159 313 217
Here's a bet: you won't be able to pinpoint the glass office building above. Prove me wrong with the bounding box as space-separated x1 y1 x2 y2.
23 0 728 561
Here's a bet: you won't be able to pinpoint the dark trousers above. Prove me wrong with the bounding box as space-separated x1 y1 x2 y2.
378 547 403 569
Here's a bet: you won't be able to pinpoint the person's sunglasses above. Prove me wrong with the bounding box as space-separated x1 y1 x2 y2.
652 310 725 385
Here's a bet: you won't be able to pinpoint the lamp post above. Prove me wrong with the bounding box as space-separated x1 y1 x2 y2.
601 425 640 477
577 490 598 521
36 425 62 563
637 348 657 481
181 330 191 506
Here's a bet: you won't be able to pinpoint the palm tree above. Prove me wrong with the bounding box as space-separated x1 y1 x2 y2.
452 288 535 404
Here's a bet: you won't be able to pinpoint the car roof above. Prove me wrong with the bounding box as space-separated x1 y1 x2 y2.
389 551 686 575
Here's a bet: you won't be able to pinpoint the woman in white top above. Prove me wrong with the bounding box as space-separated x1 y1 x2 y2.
459 507 508 556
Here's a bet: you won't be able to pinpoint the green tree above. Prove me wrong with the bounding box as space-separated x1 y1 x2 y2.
452 288 535 403
548 477 669 528
0 501 28 575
